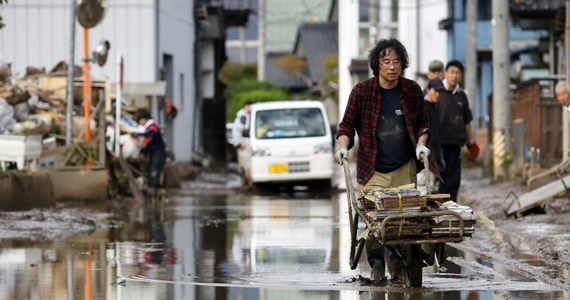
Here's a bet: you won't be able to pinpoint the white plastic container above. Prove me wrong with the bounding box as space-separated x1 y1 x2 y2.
0 134 42 171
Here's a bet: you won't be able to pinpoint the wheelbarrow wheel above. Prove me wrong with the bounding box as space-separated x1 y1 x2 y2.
405 245 423 288
435 243 446 265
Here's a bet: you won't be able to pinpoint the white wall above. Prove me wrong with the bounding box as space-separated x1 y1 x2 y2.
398 0 447 81
158 0 196 161
338 0 359 119
0 0 197 161
0 0 156 82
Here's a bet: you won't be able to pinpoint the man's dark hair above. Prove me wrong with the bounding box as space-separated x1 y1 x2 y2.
368 38 410 76
446 60 464 73
135 108 152 122
244 101 253 106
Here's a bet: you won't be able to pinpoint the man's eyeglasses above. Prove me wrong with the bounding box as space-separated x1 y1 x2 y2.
380 60 401 68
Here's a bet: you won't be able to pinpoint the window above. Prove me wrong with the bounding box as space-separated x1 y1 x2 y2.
255 108 326 139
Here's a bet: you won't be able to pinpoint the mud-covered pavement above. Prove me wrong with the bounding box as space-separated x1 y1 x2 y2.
459 167 570 291
0 165 570 299
0 205 112 241
461 167 570 269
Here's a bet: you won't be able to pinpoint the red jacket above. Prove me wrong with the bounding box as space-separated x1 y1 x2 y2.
336 76 439 185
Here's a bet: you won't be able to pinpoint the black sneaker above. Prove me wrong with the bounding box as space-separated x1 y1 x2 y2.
389 270 408 285
370 260 386 282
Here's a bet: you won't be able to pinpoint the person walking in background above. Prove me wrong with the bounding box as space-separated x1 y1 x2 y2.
437 60 479 202
135 108 167 196
427 60 445 80
425 78 446 174
423 60 445 96
231 101 253 150
334 38 438 284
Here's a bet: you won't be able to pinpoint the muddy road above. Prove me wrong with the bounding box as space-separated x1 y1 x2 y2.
0 165 569 299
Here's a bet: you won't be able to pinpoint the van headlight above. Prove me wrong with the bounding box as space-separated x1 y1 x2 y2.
252 147 271 157
314 143 332 154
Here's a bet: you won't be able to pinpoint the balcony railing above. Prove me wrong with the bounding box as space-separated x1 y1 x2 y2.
195 0 256 11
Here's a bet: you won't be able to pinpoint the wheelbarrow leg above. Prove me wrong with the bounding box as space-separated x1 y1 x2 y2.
350 239 365 270
349 212 365 269
435 243 446 266
405 245 423 287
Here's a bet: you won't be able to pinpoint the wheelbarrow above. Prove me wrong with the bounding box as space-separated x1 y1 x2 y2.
342 153 470 287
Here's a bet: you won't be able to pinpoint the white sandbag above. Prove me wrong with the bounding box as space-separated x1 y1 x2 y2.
0 97 16 131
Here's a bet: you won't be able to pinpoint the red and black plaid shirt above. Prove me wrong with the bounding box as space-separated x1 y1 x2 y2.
337 76 439 185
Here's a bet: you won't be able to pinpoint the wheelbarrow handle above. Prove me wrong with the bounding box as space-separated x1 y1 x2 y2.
341 157 368 270
341 157 356 211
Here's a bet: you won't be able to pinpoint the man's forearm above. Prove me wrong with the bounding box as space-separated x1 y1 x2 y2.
465 123 474 143
337 135 349 148
418 133 429 145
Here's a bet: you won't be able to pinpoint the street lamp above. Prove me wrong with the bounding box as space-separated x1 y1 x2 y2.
77 0 107 141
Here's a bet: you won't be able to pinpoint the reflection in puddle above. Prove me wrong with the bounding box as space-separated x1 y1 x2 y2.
0 189 568 299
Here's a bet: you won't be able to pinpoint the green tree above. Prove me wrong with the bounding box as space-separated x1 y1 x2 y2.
273 53 338 101
273 53 312 87
224 79 289 121
219 61 290 121
320 54 338 101
218 60 257 85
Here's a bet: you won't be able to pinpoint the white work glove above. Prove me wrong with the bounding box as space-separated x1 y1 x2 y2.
415 142 430 160
335 147 348 165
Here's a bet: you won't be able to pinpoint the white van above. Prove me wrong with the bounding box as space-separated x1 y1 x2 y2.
237 100 334 189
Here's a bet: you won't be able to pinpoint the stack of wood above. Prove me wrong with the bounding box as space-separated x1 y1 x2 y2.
361 188 476 241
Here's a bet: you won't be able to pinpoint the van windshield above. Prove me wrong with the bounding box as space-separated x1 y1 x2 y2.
255 108 327 139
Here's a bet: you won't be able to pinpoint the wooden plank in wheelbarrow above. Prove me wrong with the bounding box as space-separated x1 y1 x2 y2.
505 174 570 216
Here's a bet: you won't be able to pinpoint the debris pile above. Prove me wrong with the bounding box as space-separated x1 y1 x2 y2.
0 60 88 134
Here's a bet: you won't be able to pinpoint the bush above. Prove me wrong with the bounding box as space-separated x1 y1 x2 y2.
218 61 257 85
219 62 290 121
225 79 289 121
227 88 289 121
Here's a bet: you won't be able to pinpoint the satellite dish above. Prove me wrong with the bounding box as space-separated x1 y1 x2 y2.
93 40 111 66
77 0 106 29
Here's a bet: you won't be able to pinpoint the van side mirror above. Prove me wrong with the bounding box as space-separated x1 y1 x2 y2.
242 128 249 138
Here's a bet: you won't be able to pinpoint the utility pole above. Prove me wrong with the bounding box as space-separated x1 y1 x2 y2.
66 0 76 145
257 0 266 81
338 0 359 115
82 28 92 142
239 26 246 64
415 0 420 75
564 1 570 161
369 0 378 47
369 0 378 78
492 0 511 181
466 0 478 129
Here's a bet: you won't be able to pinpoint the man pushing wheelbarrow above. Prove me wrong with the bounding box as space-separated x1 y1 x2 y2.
335 38 475 287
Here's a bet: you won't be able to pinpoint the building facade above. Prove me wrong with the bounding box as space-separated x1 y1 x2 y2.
0 0 198 161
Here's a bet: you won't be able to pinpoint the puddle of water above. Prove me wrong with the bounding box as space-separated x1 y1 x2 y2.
0 189 569 299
